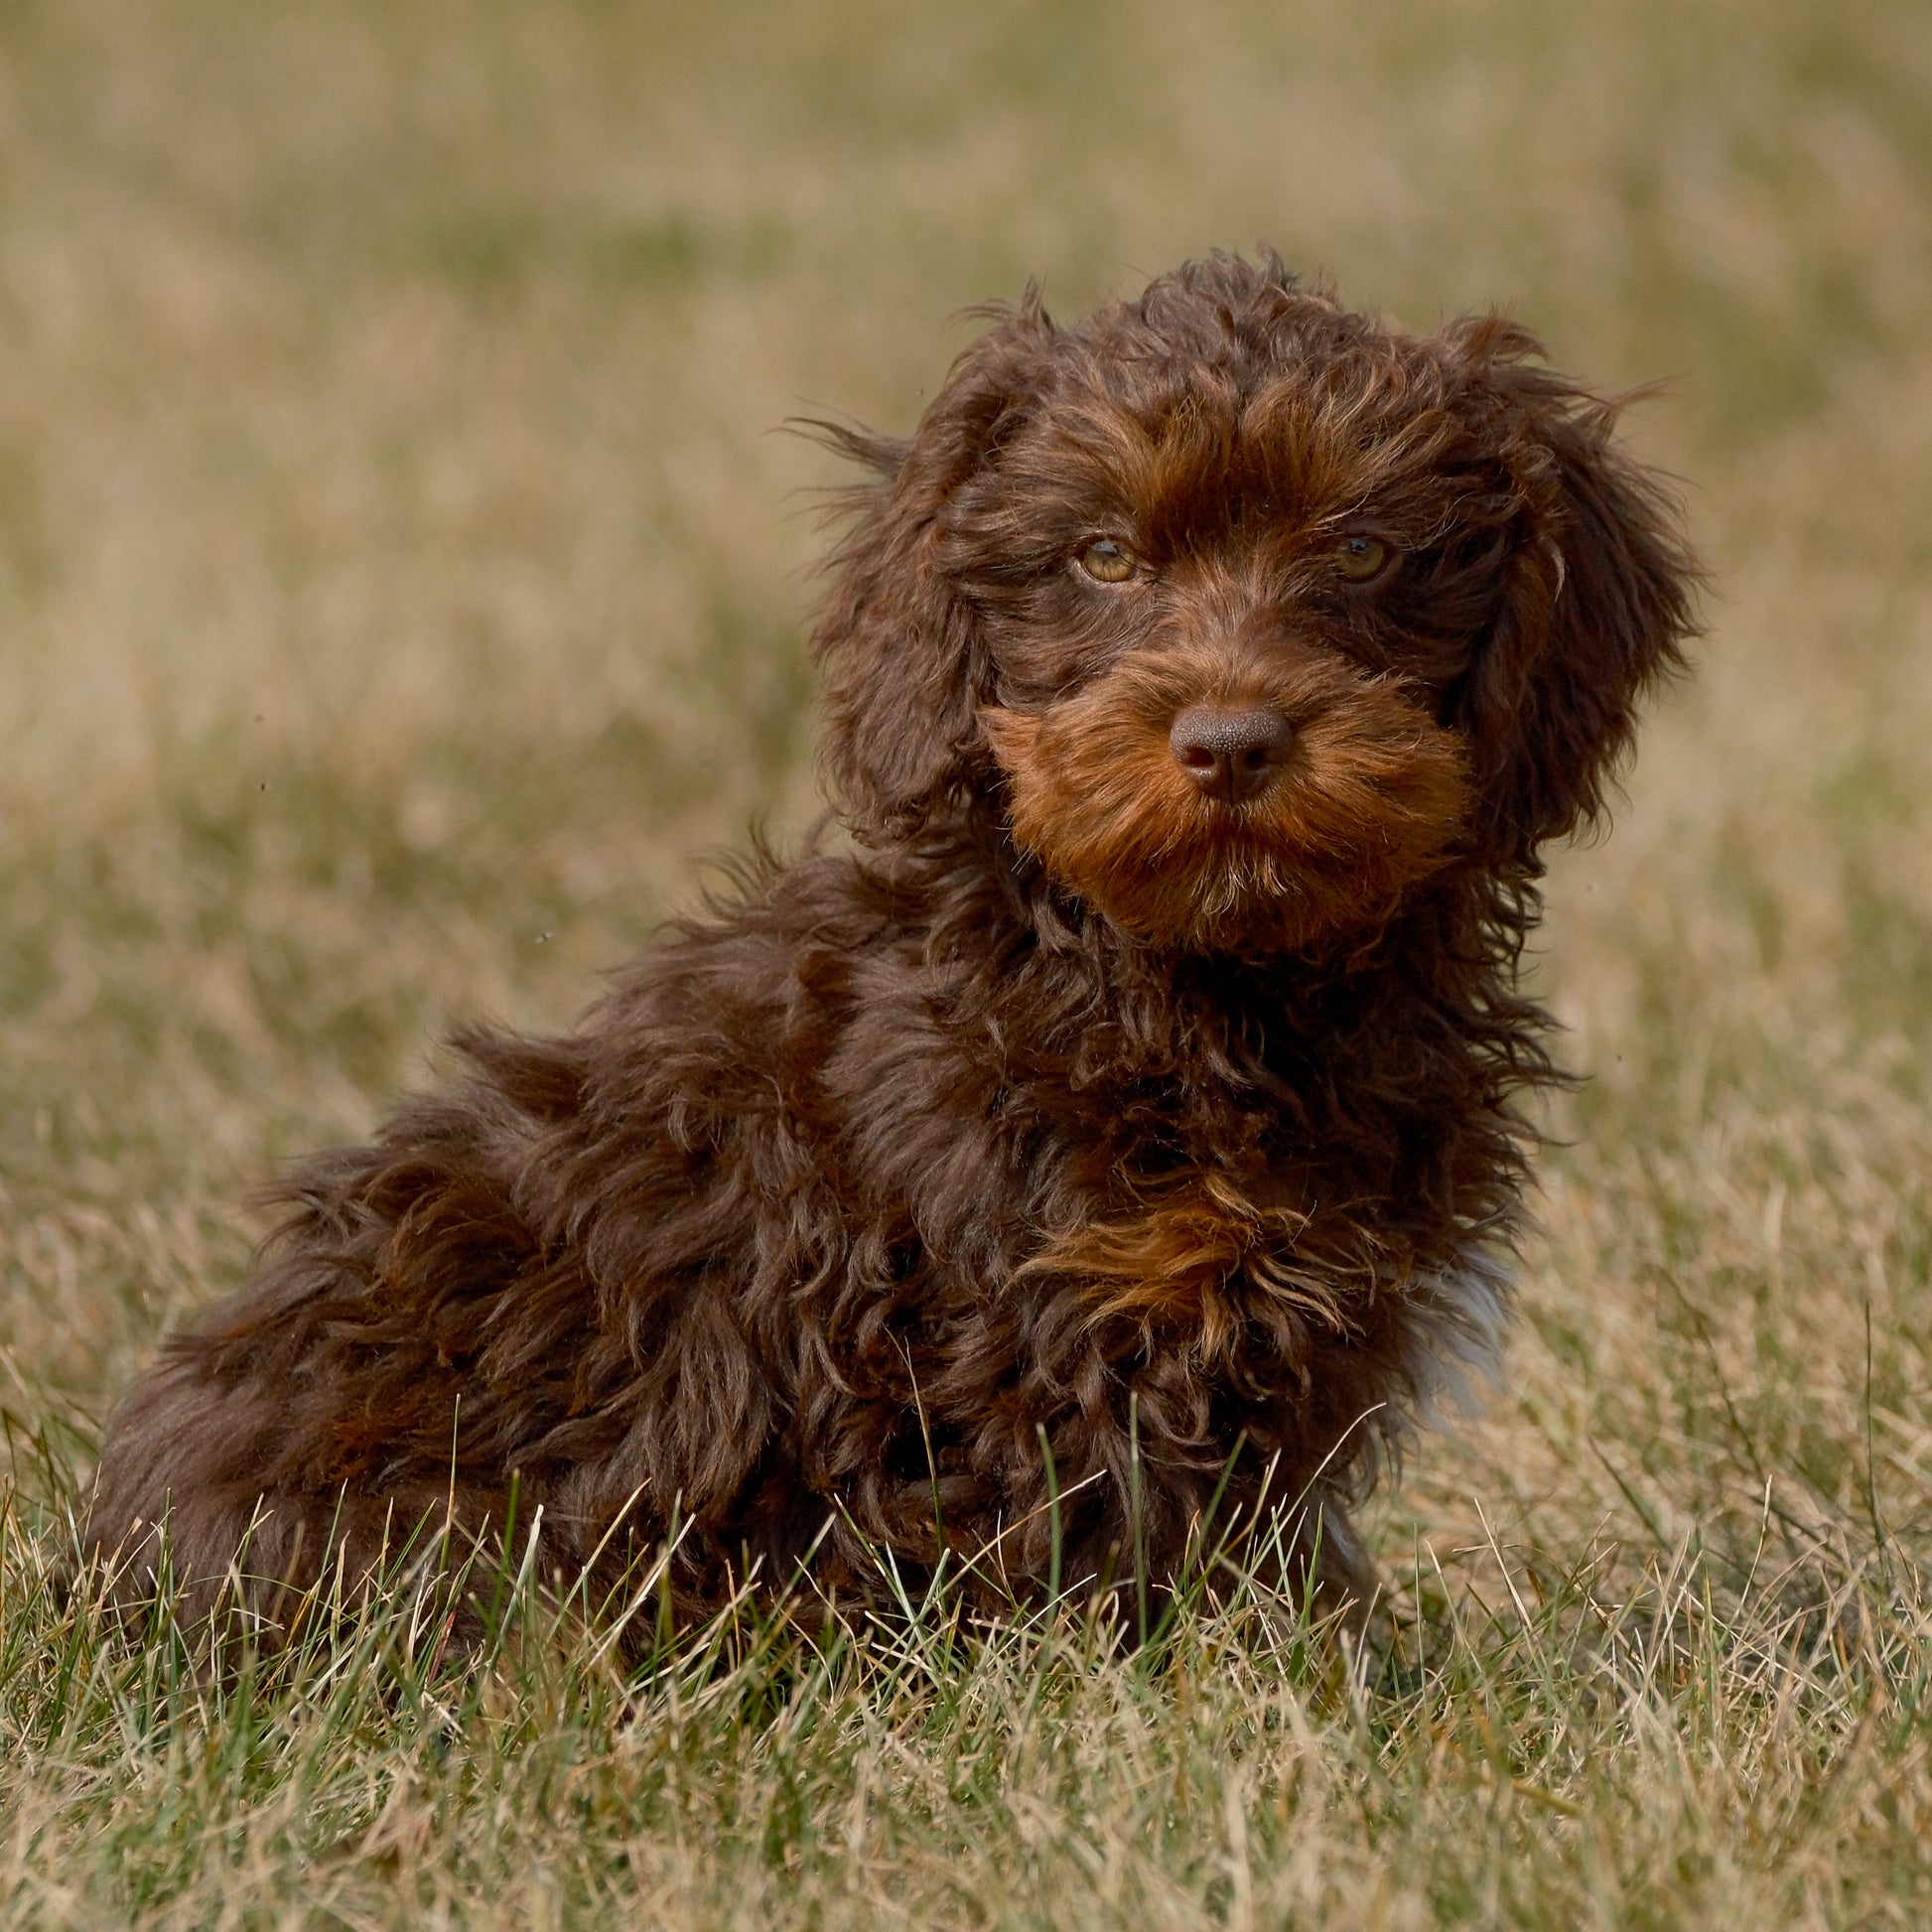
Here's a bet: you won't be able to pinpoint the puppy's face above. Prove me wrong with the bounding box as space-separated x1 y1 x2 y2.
966 357 1495 955
815 256 1696 956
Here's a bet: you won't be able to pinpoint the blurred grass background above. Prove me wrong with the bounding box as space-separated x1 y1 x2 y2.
5 0 1932 1924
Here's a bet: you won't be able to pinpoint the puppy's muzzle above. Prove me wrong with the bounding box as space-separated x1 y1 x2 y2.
1168 704 1297 806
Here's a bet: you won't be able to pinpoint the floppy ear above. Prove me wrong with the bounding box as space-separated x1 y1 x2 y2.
810 294 1055 838
1449 321 1700 874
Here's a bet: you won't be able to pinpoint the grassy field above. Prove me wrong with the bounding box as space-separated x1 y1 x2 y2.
5 0 1932 1923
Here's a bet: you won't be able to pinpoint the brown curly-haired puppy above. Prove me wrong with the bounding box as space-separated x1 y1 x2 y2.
87 252 1696 1637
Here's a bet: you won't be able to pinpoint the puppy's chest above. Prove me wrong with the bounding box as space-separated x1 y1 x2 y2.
1031 1023 1385 1206
894 957 1462 1311
1019 1150 1382 1361
1013 1054 1410 1336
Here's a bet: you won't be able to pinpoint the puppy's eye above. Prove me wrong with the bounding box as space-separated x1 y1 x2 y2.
1333 535 1393 583
1077 538 1140 584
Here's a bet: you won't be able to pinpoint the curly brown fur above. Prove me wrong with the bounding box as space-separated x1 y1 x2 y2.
85 252 1698 1641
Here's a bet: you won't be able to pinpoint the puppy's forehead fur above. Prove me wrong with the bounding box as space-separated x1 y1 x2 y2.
971 277 1503 548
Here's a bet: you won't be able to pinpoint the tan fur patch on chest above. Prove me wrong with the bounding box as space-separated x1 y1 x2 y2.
1020 1172 1366 1360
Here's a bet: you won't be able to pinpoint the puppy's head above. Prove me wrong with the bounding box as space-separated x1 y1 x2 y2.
815 252 1697 955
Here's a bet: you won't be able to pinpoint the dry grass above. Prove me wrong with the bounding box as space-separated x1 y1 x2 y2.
4 0 1932 1923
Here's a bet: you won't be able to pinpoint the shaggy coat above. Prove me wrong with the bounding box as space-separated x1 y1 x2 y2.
87 253 1697 1634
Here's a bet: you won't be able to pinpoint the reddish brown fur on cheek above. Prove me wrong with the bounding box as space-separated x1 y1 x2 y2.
983 643 1471 955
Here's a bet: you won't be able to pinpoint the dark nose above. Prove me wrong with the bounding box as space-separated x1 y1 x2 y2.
1168 705 1296 804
